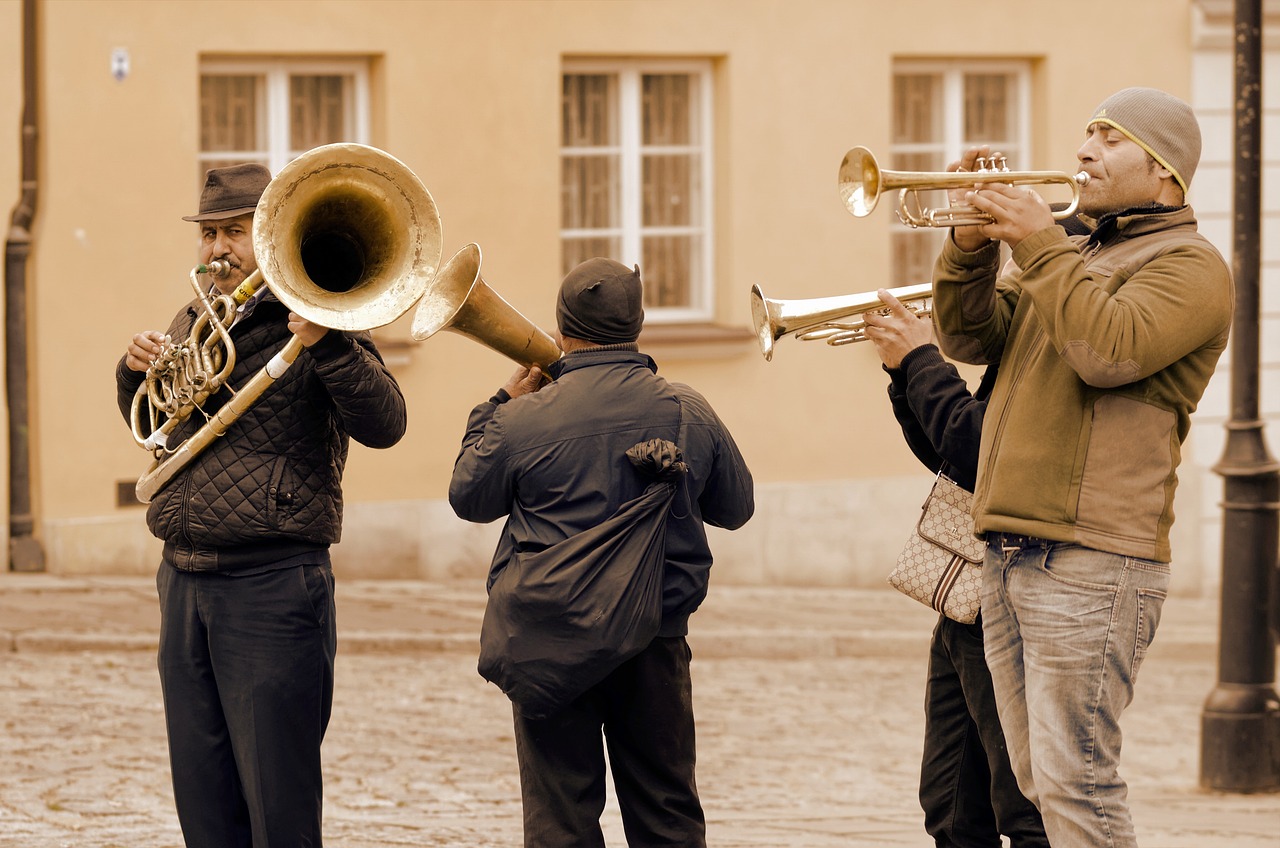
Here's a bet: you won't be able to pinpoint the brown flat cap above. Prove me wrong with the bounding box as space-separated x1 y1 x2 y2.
182 163 272 222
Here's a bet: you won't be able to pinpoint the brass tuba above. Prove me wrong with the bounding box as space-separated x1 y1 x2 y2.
132 143 443 503
750 282 934 361
410 242 562 370
838 145 1090 228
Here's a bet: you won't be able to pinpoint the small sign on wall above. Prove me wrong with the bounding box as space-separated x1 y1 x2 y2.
111 48 129 82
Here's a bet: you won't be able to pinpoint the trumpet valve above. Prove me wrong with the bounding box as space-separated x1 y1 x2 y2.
975 155 1010 174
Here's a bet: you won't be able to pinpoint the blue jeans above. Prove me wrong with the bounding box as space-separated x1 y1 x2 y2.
981 534 1169 848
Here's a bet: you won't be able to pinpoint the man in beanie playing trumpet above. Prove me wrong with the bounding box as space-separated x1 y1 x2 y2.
930 87 1233 846
449 258 754 847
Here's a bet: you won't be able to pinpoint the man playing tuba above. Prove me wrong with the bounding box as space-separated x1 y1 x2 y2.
115 163 407 848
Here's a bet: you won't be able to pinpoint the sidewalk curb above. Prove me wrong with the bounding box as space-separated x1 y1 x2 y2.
1 627 1218 663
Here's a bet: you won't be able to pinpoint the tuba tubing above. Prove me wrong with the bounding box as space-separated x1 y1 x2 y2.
133 143 443 503
410 242 562 370
130 263 249 454
136 331 303 503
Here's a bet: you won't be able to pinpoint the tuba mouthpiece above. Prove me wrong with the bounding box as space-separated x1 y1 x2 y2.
201 260 233 278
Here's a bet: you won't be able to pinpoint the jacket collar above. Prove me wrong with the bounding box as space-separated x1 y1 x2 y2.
1083 203 1196 248
547 347 657 380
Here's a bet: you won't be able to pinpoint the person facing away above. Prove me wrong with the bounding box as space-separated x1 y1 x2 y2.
930 86 1234 847
115 163 407 847
861 291 1048 848
448 258 755 847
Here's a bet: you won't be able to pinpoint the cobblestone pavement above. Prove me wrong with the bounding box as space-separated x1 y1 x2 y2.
0 577 1277 847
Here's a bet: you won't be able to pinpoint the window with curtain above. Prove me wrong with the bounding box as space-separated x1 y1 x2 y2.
197 58 370 186
561 59 714 322
890 61 1030 286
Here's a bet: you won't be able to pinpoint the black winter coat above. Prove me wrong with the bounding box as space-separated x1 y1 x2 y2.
117 293 406 570
449 348 754 635
886 344 997 493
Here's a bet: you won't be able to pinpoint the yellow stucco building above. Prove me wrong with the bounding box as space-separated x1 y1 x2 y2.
0 0 1271 595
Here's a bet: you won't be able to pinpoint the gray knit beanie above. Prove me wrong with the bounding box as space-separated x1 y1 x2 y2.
1087 87 1201 194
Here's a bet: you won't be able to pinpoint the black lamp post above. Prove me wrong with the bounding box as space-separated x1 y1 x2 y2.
1200 0 1280 793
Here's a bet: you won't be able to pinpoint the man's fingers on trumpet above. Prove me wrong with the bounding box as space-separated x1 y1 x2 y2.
875 288 913 317
947 144 992 175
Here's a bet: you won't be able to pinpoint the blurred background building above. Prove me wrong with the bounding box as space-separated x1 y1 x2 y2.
0 0 1273 595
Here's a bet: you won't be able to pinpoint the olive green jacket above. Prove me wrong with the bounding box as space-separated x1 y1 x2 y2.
932 205 1233 562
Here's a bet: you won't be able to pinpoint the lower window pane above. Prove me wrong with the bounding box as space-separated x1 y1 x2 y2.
642 235 695 308
642 154 694 227
561 155 619 230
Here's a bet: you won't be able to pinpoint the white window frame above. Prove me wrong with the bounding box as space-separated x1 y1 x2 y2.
890 59 1032 286
891 59 1032 168
561 57 716 322
198 57 371 174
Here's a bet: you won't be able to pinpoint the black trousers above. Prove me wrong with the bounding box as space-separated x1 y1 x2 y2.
512 636 705 848
156 562 337 848
920 615 1048 848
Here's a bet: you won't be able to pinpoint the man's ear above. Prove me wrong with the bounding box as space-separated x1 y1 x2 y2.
1154 166 1185 206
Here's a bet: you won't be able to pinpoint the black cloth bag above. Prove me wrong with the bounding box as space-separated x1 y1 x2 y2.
478 438 688 719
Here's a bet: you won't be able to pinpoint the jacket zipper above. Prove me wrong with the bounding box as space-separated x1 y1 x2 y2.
177 460 195 570
982 234 1096 512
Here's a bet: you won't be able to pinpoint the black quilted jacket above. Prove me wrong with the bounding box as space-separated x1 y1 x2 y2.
116 293 406 571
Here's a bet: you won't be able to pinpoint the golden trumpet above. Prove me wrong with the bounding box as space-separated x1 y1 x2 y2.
838 145 1089 228
750 282 933 361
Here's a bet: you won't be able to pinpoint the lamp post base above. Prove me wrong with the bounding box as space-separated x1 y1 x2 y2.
1201 683 1280 792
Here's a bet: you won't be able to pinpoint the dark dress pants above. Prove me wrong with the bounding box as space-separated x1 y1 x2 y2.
512 635 705 848
156 562 337 848
920 615 1049 848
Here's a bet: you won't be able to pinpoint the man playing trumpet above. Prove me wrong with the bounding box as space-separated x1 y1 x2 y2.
929 87 1233 847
